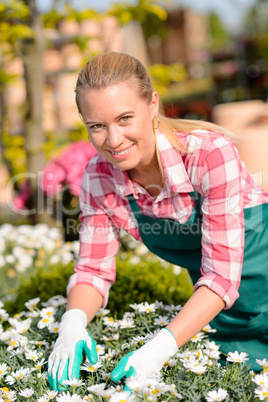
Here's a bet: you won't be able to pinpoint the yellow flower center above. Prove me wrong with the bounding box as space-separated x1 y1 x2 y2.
43 318 49 323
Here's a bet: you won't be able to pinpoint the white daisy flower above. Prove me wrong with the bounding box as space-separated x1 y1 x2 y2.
112 333 120 341
87 383 106 394
166 304 183 312
80 361 102 372
40 306 56 319
164 383 183 399
37 314 54 329
6 367 31 384
49 322 60 334
205 388 228 401
44 390 58 400
138 302 156 314
56 391 83 401
109 391 134 402
227 351 249 363
254 387 268 401
131 335 146 345
25 298 41 311
119 318 135 329
188 363 207 375
205 349 221 360
1 388 17 401
153 316 170 326
34 358 46 371
204 340 220 352
19 387 35 398
96 344 106 356
25 349 42 361
0 362 9 378
95 308 110 317
82 396 94 401
103 317 119 330
37 396 49 402
125 377 146 393
0 308 9 321
191 331 205 343
256 359 268 370
15 318 32 334
63 378 85 388
202 324 217 333
87 383 116 397
42 295 67 308
101 349 117 361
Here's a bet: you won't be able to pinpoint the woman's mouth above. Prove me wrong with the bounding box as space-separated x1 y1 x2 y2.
108 145 134 160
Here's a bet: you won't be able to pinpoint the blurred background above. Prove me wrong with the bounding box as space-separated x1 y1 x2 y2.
1 0 268 234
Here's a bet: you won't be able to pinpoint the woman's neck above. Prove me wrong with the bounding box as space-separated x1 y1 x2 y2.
127 163 164 198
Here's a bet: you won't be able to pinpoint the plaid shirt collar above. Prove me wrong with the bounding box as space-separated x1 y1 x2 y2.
111 130 194 198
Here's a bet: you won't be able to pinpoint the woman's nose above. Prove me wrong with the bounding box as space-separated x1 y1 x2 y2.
106 125 123 148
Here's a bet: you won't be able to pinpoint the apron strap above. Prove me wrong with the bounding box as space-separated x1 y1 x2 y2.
127 194 142 218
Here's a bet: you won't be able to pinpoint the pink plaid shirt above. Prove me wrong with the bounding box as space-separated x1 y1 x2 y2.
67 129 268 309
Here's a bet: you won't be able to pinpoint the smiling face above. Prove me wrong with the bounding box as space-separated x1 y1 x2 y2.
78 78 159 175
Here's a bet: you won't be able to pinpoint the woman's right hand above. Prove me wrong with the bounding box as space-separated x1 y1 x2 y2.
47 308 98 391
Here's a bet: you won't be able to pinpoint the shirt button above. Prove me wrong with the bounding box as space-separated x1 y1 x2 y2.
130 221 136 228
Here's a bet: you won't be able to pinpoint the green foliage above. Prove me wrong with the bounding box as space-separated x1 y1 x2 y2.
108 0 167 26
148 63 187 96
108 253 193 317
208 13 232 51
4 262 74 314
4 254 193 317
0 1 33 49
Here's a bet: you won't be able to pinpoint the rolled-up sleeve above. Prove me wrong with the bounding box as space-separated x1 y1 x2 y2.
67 167 120 307
194 136 245 309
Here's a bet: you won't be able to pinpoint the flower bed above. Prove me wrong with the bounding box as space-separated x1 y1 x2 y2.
0 224 193 316
0 223 79 300
0 296 268 401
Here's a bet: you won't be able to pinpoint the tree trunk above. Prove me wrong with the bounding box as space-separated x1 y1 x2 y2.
21 0 45 223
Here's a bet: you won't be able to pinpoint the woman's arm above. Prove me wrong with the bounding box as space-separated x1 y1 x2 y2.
167 286 225 347
66 284 104 324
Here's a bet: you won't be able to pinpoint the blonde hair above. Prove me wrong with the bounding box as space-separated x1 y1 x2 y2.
75 52 237 166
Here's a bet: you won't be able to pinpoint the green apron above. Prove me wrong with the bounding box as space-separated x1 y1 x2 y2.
127 191 268 371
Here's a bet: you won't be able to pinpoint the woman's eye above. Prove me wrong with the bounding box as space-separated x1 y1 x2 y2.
120 116 131 122
90 124 103 130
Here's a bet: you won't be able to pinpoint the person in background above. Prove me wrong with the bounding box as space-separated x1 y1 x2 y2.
48 51 268 391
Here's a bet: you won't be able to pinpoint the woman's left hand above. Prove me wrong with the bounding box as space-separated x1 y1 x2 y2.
110 328 178 382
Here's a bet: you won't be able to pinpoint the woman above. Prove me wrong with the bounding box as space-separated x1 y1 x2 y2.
48 52 268 391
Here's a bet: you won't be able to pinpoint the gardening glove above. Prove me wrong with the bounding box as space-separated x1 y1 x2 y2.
47 308 98 391
110 328 178 384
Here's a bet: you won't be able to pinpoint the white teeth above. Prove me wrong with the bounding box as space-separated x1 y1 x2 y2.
112 148 130 155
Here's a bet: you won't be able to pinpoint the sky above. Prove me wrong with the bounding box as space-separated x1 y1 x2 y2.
37 0 258 33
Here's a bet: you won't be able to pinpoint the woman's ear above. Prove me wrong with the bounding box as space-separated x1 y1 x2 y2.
151 91 159 116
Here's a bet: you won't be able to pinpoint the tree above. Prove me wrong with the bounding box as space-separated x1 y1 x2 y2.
20 0 45 221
